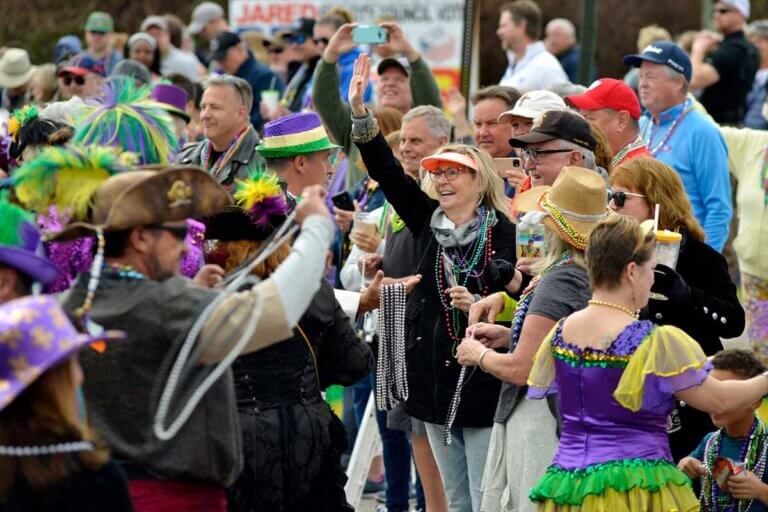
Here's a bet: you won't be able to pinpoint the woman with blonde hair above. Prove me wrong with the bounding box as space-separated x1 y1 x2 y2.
349 52 517 511
610 157 744 461
459 166 611 512
523 214 768 511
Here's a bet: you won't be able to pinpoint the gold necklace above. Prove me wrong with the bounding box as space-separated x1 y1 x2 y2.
588 299 639 319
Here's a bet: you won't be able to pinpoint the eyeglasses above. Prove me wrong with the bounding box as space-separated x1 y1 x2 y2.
61 74 86 86
609 190 646 208
521 148 573 165
427 167 473 181
314 37 329 46
149 224 189 241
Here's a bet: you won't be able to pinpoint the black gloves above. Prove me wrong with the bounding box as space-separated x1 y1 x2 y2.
651 264 691 306
483 259 517 292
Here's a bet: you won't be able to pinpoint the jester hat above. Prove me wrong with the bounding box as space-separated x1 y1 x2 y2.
73 76 178 165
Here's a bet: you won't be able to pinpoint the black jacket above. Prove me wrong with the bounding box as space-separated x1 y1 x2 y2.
356 132 517 428
176 125 264 193
2 461 132 512
642 231 745 461
235 52 284 131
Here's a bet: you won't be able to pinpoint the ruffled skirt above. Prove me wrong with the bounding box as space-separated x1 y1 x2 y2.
529 458 700 512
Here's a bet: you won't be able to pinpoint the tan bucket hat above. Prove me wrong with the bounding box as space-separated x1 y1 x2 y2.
0 49 36 89
515 166 611 249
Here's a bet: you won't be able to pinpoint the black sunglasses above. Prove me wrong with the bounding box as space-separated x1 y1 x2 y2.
608 190 646 208
88 30 108 36
714 7 734 14
314 37 329 46
149 224 189 241
520 148 573 165
61 74 86 86
268 47 284 54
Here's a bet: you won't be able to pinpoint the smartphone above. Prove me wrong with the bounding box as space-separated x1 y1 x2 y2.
492 157 522 175
353 25 389 45
331 191 356 211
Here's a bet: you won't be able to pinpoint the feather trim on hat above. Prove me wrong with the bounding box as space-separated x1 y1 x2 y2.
233 169 288 227
12 144 127 220
7 105 39 143
73 76 178 165
0 192 34 246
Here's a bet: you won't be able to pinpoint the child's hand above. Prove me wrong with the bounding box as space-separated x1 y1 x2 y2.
677 456 706 479
727 471 768 502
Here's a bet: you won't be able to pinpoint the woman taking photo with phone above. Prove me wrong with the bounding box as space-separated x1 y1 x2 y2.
524 215 767 511
349 53 516 512
610 157 745 461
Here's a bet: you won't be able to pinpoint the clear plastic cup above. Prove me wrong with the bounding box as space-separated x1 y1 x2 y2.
261 90 280 112
655 230 682 268
516 223 546 260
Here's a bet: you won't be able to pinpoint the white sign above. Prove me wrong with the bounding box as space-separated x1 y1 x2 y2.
229 0 466 88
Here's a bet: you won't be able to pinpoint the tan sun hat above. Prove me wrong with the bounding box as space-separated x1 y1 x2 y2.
515 166 611 249
0 48 36 89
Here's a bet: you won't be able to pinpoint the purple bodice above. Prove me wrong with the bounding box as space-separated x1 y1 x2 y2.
544 321 704 470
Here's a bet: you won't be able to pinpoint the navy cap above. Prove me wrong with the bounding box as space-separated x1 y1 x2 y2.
210 31 242 62
622 41 691 82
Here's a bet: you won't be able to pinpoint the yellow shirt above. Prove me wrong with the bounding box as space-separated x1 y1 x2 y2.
719 126 768 280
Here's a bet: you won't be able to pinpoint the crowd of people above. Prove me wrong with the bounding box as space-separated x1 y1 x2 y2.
0 0 767 511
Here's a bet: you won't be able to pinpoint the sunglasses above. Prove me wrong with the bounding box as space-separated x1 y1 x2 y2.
268 47 284 54
314 37 329 46
61 74 86 86
428 167 474 181
521 148 572 165
289 34 309 45
88 30 108 36
149 224 189 241
714 7 734 14
609 190 646 208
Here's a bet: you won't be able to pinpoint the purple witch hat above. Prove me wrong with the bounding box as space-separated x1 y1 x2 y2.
0 196 62 285
0 295 123 411
256 112 340 158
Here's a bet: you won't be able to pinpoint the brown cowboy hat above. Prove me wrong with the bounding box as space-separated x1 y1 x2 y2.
515 166 611 248
46 166 233 241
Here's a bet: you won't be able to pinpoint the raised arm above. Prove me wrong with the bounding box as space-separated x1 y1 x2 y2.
378 22 443 109
198 187 335 363
349 53 435 234
313 24 357 155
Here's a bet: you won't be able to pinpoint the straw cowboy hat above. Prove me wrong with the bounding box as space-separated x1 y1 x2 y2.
0 48 36 89
515 166 611 249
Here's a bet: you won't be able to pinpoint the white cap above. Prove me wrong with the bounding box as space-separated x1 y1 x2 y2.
189 2 225 34
722 0 750 19
498 90 567 123
140 15 169 33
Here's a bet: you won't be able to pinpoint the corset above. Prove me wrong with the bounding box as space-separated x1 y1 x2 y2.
232 333 321 413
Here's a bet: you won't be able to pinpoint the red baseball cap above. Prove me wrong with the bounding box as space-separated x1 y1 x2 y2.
565 78 641 120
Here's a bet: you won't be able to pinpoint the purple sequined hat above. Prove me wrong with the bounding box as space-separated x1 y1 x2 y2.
151 83 190 123
0 295 123 411
0 196 62 285
256 112 340 158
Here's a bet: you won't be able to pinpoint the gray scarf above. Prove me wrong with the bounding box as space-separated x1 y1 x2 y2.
429 207 497 248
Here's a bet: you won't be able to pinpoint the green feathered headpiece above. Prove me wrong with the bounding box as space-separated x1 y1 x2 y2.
0 191 35 247
12 144 130 220
73 76 178 165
